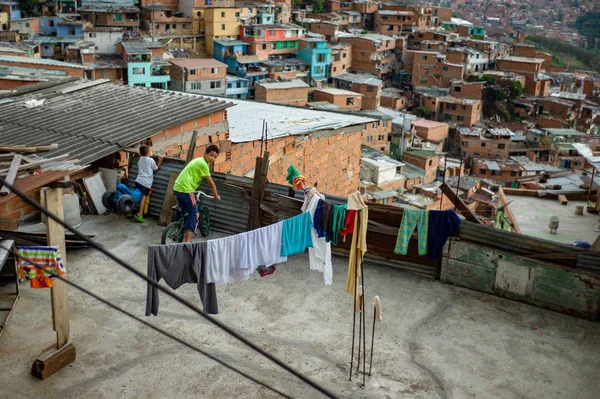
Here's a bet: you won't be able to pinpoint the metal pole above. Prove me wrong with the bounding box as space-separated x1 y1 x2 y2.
349 214 360 381
368 309 376 376
152 0 155 42
440 153 448 210
456 150 463 198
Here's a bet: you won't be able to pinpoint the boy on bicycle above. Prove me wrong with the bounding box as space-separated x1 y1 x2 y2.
173 144 221 242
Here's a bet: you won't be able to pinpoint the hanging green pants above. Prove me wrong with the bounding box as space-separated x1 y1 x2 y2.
394 209 428 256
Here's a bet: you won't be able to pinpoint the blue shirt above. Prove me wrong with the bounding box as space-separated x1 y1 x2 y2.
281 213 314 257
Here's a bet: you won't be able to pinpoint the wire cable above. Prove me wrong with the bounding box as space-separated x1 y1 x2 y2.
0 177 339 399
2 244 292 399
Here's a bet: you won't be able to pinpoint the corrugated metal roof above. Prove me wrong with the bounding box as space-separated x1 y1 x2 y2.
0 55 85 69
0 79 233 164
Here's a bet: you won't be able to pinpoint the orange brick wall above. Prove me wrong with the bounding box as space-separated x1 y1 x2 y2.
0 79 39 89
450 82 484 100
0 60 85 77
413 123 449 143
402 153 439 184
230 130 363 196
1 189 41 221
255 85 308 106
171 65 226 81
460 136 511 160
380 96 406 109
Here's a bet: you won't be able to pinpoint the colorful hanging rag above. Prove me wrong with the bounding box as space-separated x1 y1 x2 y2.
346 192 368 297
17 246 65 289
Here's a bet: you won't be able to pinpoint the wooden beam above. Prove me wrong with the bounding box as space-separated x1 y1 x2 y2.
158 171 179 226
0 144 58 153
31 187 76 380
45 188 70 348
439 182 481 224
0 154 22 196
185 131 199 166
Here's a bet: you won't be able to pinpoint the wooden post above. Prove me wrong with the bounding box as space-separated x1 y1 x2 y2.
32 183 76 380
186 131 199 166
158 171 179 226
248 151 269 229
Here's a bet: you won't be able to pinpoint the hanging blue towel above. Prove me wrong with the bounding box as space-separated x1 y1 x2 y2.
427 210 462 259
281 212 314 257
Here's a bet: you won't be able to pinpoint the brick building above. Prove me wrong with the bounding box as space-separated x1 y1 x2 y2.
339 34 395 80
411 52 464 88
168 58 227 95
254 78 309 106
9 17 39 39
472 157 524 183
401 149 440 184
333 73 382 110
328 42 352 79
301 20 339 42
222 96 379 196
497 55 549 96
239 23 304 59
459 127 513 161
80 6 140 28
374 10 422 35
412 119 449 144
437 96 482 127
380 87 406 110
361 117 392 153
313 88 363 111
450 80 484 100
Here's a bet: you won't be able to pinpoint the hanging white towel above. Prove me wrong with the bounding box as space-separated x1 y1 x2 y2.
206 235 250 284
238 221 287 274
304 194 333 285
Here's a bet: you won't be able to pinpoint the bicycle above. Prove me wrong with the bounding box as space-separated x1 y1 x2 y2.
161 191 213 244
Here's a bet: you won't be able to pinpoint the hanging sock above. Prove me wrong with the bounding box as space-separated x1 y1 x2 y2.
394 209 428 256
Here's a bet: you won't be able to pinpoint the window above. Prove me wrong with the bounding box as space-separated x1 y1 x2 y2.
197 11 201 16
96 14 101 20
248 8 253 12
343 53 347 58
498 143 506 149
443 66 449 71
444 114 451 121
83 13 89 19
372 122 378 128
342 64 345 69
191 82 202 90
25 22 30 28
366 86 374 92
479 169 486 174
221 24 225 30
333 66 337 72
113 14 123 22
182 24 187 29
269 30 276 36
227 83 232 88
422 55 428 60
89 33 96 38
235 12 240 17
346 97 354 106
383 121 388 127
189 69 196 75
221 12 225 17
103 70 109 79
510 171 517 177
378 134 385 141
457 115 464 121
481 142 486 147
366 135 373 142
262 44 267 50
454 86 461 92
211 81 221 89
462 141 469 147
317 54 325 62
132 67 145 75
211 67 218 74
428 159 433 166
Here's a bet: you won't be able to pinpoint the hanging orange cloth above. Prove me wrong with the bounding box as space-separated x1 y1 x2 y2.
346 191 368 296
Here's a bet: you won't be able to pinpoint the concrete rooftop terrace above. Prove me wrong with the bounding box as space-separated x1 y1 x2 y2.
1 215 600 398
506 196 599 245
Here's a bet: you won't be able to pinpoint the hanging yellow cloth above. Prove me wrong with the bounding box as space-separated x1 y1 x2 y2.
346 191 368 296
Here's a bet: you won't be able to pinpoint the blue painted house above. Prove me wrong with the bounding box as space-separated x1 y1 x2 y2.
225 75 250 99
122 41 170 89
297 38 331 84
214 38 267 96
57 20 85 39
0 1 21 20
39 16 63 36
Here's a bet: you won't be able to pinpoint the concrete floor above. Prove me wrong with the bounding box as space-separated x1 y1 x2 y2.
1 214 600 399
506 195 600 245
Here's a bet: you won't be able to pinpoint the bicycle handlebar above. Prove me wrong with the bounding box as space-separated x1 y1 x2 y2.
194 191 214 200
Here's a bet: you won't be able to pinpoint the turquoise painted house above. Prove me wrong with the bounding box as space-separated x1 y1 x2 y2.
297 38 331 84
213 38 267 97
122 41 170 89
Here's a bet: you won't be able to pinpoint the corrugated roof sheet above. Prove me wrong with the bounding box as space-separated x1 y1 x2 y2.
0 55 85 69
0 79 233 164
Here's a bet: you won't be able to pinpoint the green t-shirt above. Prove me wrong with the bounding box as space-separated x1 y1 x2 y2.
173 157 211 193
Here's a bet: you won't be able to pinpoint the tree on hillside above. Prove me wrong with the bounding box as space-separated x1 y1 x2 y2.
413 106 431 118
311 0 325 14
509 81 523 99
19 0 40 16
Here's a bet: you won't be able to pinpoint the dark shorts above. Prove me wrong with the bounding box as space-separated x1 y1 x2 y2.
174 191 198 232
135 182 151 196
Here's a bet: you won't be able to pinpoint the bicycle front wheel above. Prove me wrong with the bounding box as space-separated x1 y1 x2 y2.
198 207 210 237
162 221 184 244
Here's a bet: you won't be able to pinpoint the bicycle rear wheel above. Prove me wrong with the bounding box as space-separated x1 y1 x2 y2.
161 221 184 244
198 207 210 237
